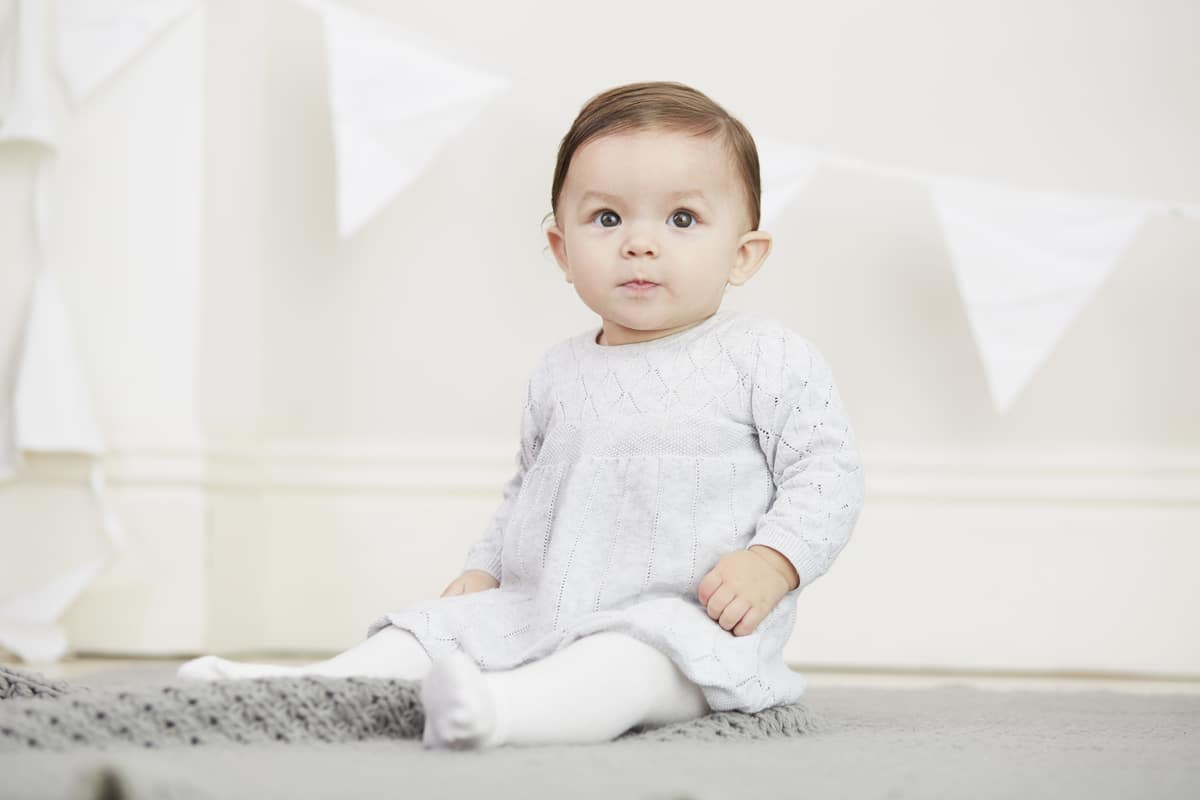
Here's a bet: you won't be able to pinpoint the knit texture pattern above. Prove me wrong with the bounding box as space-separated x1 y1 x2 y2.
0 665 824 751
0 665 424 751
367 309 866 715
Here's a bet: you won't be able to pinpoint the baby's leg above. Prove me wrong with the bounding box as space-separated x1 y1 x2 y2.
176 625 433 681
421 631 710 749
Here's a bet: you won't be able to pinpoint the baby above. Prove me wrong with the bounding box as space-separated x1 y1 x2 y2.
179 80 866 750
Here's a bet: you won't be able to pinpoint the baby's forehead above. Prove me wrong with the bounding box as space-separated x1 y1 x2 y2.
576 133 739 188
584 127 732 163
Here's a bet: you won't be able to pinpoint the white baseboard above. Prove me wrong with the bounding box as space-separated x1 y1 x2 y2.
2 442 1194 675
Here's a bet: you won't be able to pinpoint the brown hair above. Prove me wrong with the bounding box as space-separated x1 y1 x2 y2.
549 81 761 231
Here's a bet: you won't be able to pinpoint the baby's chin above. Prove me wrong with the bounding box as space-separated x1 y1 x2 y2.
601 314 713 341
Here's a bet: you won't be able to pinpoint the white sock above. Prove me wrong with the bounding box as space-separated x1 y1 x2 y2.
306 626 433 679
176 626 433 682
420 649 502 749
176 655 304 681
420 631 710 750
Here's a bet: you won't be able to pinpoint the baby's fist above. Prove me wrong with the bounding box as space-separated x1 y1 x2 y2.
697 551 789 636
441 569 499 597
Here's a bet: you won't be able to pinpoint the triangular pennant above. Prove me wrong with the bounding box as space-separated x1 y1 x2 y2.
12 269 105 454
299 0 509 238
0 0 61 147
753 134 824 229
54 0 197 103
930 176 1152 413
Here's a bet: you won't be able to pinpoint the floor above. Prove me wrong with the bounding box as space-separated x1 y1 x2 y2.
5 652 1199 695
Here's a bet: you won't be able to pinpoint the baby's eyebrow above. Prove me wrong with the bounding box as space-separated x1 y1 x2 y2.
579 190 709 205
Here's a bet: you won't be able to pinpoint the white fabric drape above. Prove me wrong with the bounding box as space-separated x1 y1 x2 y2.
0 0 195 663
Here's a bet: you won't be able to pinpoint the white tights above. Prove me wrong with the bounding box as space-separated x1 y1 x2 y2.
177 626 711 748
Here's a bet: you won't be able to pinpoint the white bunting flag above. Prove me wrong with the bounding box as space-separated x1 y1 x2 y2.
55 0 197 103
930 176 1154 413
297 0 509 238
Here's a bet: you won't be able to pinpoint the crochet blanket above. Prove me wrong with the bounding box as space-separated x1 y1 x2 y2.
0 665 824 751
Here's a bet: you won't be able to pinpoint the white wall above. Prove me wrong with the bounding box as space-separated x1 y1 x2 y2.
2 0 1198 675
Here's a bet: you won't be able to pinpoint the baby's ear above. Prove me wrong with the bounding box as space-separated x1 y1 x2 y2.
544 221 571 278
728 230 772 285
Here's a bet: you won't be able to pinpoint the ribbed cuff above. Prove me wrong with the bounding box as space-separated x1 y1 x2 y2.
462 548 503 582
747 523 825 592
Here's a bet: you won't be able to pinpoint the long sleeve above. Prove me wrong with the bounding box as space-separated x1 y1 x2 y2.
460 355 548 581
745 326 866 592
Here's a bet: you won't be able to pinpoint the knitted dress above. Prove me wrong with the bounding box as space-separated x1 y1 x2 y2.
368 308 866 714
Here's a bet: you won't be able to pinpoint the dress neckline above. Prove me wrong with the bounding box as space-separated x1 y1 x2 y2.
581 310 732 355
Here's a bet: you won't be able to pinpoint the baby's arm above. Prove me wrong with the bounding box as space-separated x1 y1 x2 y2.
456 355 548 590
699 327 865 635
458 464 525 584
743 327 865 592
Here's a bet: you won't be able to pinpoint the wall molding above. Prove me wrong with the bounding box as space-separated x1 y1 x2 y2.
11 441 1200 505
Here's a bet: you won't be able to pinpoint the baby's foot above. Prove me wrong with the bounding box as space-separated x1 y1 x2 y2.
177 655 305 681
420 650 503 749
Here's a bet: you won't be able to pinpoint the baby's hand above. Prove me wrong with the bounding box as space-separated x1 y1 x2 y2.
440 569 500 597
697 550 790 636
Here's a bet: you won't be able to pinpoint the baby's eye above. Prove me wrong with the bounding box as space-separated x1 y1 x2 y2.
670 210 697 229
593 210 621 228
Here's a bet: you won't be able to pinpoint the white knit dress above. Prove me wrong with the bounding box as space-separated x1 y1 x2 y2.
368 308 866 713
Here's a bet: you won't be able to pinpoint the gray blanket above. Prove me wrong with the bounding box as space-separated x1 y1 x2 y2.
3 665 1198 800
0 664 823 751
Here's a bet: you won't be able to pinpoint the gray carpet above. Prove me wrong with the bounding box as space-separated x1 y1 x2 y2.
1 664 1197 799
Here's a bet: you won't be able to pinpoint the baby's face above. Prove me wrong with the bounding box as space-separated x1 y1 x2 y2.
546 128 771 345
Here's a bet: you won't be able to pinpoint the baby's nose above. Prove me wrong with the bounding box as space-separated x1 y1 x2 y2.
623 234 658 257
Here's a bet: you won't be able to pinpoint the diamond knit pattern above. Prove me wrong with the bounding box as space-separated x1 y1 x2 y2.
0 666 424 751
368 309 866 714
0 664 824 751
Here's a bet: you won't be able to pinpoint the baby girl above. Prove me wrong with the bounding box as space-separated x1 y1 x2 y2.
179 80 866 750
